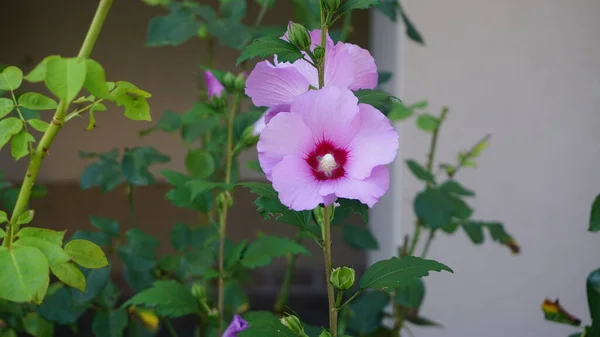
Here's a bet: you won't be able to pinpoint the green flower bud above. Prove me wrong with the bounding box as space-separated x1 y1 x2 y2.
330 266 355 291
197 24 208 39
223 72 236 89
191 283 206 300
288 22 312 51
319 330 332 337
313 46 325 61
216 191 233 209
241 126 259 147
323 0 341 12
234 73 246 92
280 315 308 337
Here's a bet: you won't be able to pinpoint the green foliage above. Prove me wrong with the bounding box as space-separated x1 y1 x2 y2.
0 117 24 151
17 93 57 111
458 221 520 254
92 309 129 337
0 98 14 118
146 7 202 47
185 149 215 178
0 246 49 303
342 225 378 250
406 160 435 184
0 67 23 91
111 81 152 121
414 185 473 229
587 268 600 324
64 239 108 269
22 312 54 337
359 256 452 291
338 0 380 13
118 229 159 273
123 280 200 317
354 89 396 112
395 279 425 309
37 286 87 325
375 0 425 45
241 235 309 269
90 216 120 238
347 291 389 335
416 114 439 132
44 57 86 102
122 147 170 185
589 194 600 232
50 262 86 292
84 59 112 100
237 36 303 65
240 311 297 337
79 149 124 192
162 170 214 213
11 131 34 160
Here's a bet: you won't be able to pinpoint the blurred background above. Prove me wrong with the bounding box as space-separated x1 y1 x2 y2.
1 1 599 336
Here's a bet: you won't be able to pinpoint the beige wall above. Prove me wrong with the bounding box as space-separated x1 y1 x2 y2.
390 0 600 336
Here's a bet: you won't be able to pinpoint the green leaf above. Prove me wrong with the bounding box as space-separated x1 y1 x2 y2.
22 312 54 337
25 56 59 83
15 237 70 265
440 180 475 196
224 281 249 314
343 225 378 250
18 93 58 110
462 221 484 244
64 239 108 269
406 160 435 183
240 311 297 337
0 245 49 303
18 227 65 245
90 216 120 237
399 2 424 45
485 222 520 254
186 179 220 200
123 280 200 317
347 291 390 335
118 229 159 272
11 131 35 160
542 298 582 327
416 114 438 132
378 71 392 86
37 287 87 324
0 97 15 118
185 149 215 178
388 102 413 121
146 8 202 47
122 147 170 186
241 182 313 228
241 235 309 269
80 149 124 192
71 266 110 305
16 209 35 225
414 188 454 229
28 119 50 132
587 268 600 324
92 309 129 337
44 57 87 102
359 256 452 291
97 281 120 309
50 262 86 292
71 230 112 247
84 59 112 99
339 0 379 13
589 194 600 232
237 36 303 65
170 222 191 252
395 279 425 309
354 89 395 111
406 315 443 327
220 0 247 20
0 66 23 91
0 211 6 224
226 241 248 269
0 117 24 150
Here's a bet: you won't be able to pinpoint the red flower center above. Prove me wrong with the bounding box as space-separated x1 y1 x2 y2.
305 140 348 181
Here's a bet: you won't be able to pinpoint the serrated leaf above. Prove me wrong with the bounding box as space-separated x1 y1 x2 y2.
122 146 170 186
241 235 309 269
343 225 378 250
44 57 87 103
406 160 435 183
0 246 49 303
84 59 112 99
64 239 108 269
339 0 379 13
123 280 199 317
28 119 50 132
18 92 58 110
0 98 15 118
0 66 23 91
118 229 159 272
359 256 452 291
237 36 303 65
50 262 86 292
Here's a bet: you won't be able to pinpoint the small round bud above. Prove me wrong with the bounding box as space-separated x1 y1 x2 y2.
280 315 308 337
318 330 332 337
323 0 341 12
288 22 312 51
197 24 208 39
313 46 325 61
330 266 355 291
223 72 236 89
240 126 260 147
216 191 234 209
234 73 246 92
191 283 206 300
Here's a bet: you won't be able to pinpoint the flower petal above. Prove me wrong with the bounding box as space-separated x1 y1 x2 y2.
323 45 355 89
204 71 224 98
246 62 311 107
322 165 390 208
290 87 361 146
253 105 291 136
346 104 399 180
271 155 325 211
309 29 334 49
340 43 378 90
258 112 313 179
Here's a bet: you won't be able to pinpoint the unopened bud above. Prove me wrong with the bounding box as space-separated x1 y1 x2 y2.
288 22 311 51
216 191 233 209
330 266 355 291
223 72 236 89
313 46 325 61
234 73 246 92
197 24 208 39
241 126 259 147
323 0 341 12
191 283 206 300
280 315 308 337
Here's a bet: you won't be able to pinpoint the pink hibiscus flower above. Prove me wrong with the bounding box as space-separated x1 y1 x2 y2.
257 87 398 211
247 30 378 134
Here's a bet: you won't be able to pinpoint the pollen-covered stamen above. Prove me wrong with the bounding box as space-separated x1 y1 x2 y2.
318 153 339 177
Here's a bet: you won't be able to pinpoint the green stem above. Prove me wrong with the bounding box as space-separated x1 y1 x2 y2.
274 232 303 314
407 221 421 256
217 93 241 335
339 290 361 310
164 319 180 337
2 0 114 247
420 230 435 258
449 133 491 179
254 0 269 28
323 206 337 337
127 184 137 228
339 10 353 41
318 2 327 88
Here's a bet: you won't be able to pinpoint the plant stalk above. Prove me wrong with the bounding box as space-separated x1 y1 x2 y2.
127 184 137 228
420 230 436 258
2 0 114 247
217 93 241 334
274 232 303 314
323 206 337 337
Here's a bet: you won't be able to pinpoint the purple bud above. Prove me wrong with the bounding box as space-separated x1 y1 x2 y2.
223 315 249 337
205 70 225 98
